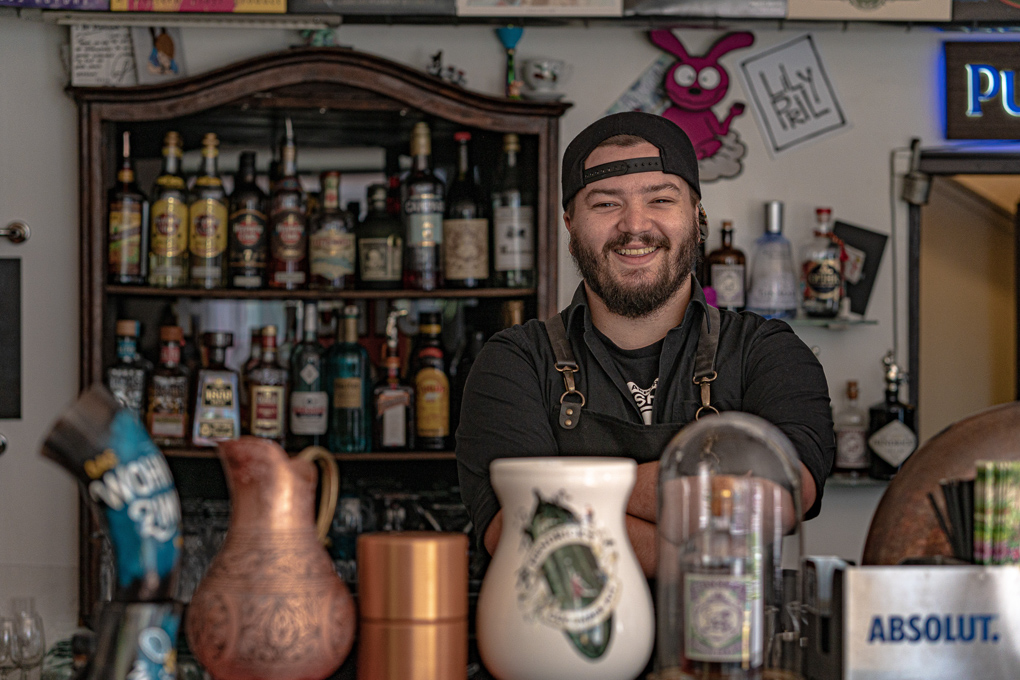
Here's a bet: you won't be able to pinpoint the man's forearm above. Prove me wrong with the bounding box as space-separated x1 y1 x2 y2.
626 513 657 577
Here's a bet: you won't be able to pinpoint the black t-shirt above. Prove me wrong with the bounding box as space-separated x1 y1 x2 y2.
592 325 662 425
455 281 836 549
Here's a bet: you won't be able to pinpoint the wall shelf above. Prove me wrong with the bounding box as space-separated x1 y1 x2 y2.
164 447 456 461
106 284 534 300
788 317 878 330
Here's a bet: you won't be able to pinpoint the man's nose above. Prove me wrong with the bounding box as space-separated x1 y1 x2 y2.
617 202 650 235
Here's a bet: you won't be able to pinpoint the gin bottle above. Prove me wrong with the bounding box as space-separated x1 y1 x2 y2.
746 201 798 320
833 380 868 476
289 302 328 450
327 305 372 452
867 352 917 480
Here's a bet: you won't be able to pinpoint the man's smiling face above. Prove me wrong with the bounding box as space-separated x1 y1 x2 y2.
564 139 700 319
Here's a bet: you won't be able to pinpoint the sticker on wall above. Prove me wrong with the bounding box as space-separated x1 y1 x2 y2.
738 35 849 158
131 27 187 85
787 0 950 21
70 26 138 87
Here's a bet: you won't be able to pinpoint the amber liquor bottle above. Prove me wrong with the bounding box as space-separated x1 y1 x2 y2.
268 118 309 290
402 122 445 291
189 133 229 289
245 325 288 446
867 352 917 480
412 311 450 450
444 131 489 289
706 220 747 312
309 171 356 291
108 131 149 285
357 184 403 290
192 332 240 447
492 133 535 288
373 309 415 451
228 151 268 289
148 131 189 288
146 326 190 448
239 327 262 438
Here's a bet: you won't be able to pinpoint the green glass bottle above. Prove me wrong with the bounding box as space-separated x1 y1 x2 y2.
326 305 371 452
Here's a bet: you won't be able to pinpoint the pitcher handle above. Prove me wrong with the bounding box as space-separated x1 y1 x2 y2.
297 446 340 545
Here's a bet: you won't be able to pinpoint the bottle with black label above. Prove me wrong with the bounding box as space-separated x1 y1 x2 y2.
327 305 371 453
867 352 917 480
228 151 268 289
289 302 328 450
444 131 489 289
706 220 746 312
146 325 190 448
492 133 535 288
189 133 229 289
268 118 308 290
357 184 403 290
309 171 356 291
107 319 149 417
148 131 189 288
107 131 149 285
800 207 843 318
412 311 450 450
192 332 240 447
402 122 445 291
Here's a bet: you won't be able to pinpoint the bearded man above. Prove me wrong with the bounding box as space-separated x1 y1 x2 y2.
455 112 834 576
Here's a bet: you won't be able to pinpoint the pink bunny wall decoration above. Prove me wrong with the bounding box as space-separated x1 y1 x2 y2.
649 30 754 182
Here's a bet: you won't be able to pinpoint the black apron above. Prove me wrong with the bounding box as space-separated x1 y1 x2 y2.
544 305 721 458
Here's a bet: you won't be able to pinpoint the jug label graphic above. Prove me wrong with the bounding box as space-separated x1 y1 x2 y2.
516 492 620 659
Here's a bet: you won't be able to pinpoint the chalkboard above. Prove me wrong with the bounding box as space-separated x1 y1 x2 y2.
0 259 21 419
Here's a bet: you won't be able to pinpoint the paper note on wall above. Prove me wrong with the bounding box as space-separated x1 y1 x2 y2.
71 25 138 87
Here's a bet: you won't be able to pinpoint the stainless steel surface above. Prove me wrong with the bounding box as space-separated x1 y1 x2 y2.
0 221 30 244
845 565 1020 680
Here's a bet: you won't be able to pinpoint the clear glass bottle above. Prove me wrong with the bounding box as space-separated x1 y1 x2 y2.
357 184 404 290
146 325 190 448
268 118 308 290
492 133 535 288
402 122 445 291
868 352 917 480
706 220 746 313
245 325 288 447
228 150 269 289
148 131 189 288
327 305 372 453
189 133 229 289
444 131 489 289
290 301 328 451
278 301 300 368
107 319 149 417
832 380 868 476
800 207 843 319
412 310 450 451
192 332 240 447
309 170 357 291
746 200 798 320
239 327 262 433
107 131 149 285
372 309 415 451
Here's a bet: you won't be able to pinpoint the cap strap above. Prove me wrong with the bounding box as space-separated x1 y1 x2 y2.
582 156 662 186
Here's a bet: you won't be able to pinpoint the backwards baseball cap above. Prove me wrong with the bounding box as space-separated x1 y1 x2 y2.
561 111 700 210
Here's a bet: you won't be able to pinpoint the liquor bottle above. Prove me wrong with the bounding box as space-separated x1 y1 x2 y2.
279 302 300 368
450 329 485 438
327 305 372 453
239 327 262 432
245 325 288 446
189 133 229 289
107 131 149 285
372 309 415 451
402 122 445 291
146 326 190 448
706 220 747 313
309 170 357 290
181 314 202 377
501 299 525 329
290 302 328 450
318 301 339 350
192 332 240 447
746 200 798 320
228 151 269 289
107 320 149 417
413 311 450 451
268 118 308 290
444 132 489 289
492 133 535 289
148 131 189 288
834 380 868 476
357 184 403 290
867 352 917 480
801 207 844 318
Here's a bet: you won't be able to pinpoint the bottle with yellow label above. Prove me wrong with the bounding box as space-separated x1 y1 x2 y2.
309 170 356 291
148 131 189 288
108 131 149 285
412 310 449 451
192 332 240 447
326 305 371 453
189 133 229 289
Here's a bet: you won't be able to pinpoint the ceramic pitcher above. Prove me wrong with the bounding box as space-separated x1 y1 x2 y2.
477 457 654 680
185 437 355 680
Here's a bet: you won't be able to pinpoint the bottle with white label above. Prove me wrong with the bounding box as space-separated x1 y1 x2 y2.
706 220 746 312
867 352 917 480
289 302 328 451
373 309 415 451
491 133 534 288
834 380 868 476
746 200 798 320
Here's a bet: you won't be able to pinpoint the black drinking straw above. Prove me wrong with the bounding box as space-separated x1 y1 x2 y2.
962 479 975 562
929 491 957 557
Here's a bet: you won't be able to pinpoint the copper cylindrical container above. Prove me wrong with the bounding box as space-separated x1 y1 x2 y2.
357 532 469 680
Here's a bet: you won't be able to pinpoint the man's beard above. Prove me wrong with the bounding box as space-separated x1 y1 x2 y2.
570 221 699 319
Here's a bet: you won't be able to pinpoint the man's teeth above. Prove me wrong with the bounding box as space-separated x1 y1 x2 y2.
615 246 658 256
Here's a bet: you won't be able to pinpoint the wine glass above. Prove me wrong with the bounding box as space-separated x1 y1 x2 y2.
0 619 18 680
11 608 43 680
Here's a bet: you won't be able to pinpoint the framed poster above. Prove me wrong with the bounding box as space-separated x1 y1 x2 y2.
787 0 951 21
944 41 1020 139
456 0 620 17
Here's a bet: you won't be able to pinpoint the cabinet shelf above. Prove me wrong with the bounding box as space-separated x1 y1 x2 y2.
164 448 456 462
106 284 535 300
788 317 878 330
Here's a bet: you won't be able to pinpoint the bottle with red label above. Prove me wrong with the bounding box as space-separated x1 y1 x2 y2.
147 325 190 448
107 131 149 285
189 133 229 289
245 324 288 446
228 151 268 289
268 118 308 290
309 171 356 290
412 310 449 450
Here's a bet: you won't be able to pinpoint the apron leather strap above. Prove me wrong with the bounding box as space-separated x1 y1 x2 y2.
693 305 721 419
544 313 585 430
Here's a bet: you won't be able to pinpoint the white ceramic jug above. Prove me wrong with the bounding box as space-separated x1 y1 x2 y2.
477 457 655 680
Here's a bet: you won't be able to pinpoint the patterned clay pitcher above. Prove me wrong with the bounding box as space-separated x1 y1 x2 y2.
476 457 654 680
186 437 355 680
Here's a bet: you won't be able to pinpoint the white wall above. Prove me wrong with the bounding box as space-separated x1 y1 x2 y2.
0 18 991 632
